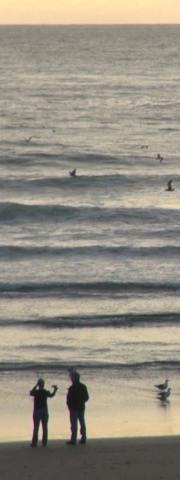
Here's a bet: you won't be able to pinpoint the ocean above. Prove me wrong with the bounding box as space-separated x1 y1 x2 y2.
0 24 180 440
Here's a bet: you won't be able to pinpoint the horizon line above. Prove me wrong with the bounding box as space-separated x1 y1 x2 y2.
0 22 180 27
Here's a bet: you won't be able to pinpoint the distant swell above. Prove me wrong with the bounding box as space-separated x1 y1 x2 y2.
1 312 180 328
0 281 180 298
2 172 179 190
0 359 179 373
1 244 180 259
0 201 179 225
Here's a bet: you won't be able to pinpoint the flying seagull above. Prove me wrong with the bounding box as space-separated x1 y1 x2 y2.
25 136 33 143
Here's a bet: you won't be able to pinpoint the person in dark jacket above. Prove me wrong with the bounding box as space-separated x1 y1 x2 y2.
66 370 89 445
30 378 58 447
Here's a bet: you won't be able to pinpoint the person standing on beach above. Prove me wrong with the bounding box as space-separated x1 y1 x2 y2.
30 378 58 447
66 370 89 445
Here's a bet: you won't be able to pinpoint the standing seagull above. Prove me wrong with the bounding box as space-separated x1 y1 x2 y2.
158 387 171 401
154 379 169 391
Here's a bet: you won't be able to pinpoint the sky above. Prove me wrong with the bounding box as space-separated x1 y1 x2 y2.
0 0 180 25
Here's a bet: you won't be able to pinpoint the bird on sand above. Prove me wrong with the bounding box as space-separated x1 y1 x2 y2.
154 379 169 391
157 387 171 401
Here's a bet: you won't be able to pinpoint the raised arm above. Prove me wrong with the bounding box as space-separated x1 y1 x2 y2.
48 385 58 398
30 382 39 396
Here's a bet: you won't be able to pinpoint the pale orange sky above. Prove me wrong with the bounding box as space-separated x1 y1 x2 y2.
1 0 180 25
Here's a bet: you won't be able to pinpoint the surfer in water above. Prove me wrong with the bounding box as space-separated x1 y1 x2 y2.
166 179 174 191
69 168 77 177
157 153 163 162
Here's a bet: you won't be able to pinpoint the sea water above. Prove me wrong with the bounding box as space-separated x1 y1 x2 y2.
0 25 180 440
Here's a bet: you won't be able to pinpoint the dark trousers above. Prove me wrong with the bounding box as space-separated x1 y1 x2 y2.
32 409 49 446
69 409 86 443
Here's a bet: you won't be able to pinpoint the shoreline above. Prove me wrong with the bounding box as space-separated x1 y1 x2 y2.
0 433 179 446
0 436 180 479
1 433 180 446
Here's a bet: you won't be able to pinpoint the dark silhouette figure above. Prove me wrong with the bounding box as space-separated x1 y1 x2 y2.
66 370 89 445
166 179 174 191
69 168 77 177
157 153 163 162
30 378 58 447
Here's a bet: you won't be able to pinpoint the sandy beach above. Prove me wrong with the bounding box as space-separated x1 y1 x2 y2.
0 436 180 480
